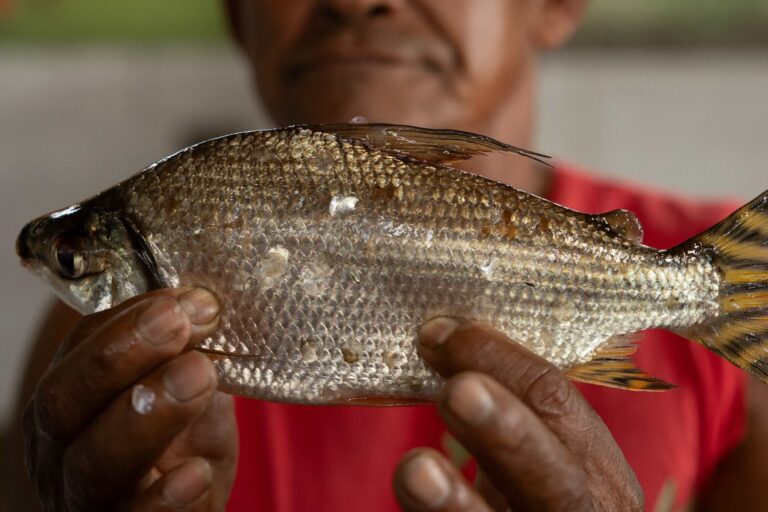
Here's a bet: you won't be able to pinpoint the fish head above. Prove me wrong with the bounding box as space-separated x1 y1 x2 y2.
16 204 153 314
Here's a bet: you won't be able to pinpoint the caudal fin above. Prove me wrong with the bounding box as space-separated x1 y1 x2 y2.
675 189 768 381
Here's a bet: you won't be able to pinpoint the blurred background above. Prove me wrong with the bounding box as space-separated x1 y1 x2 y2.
1 0 768 468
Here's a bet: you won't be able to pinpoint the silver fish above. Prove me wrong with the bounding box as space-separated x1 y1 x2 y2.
16 124 768 404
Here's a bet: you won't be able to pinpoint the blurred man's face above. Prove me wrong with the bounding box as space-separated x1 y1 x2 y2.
229 1 539 130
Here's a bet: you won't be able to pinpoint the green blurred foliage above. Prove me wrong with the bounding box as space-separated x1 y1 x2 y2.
0 0 767 45
577 0 768 45
0 0 227 43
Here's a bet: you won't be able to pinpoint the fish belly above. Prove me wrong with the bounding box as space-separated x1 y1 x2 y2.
158 206 719 403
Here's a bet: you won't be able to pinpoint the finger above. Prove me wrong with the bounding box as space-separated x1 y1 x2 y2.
438 372 593 511
130 458 212 511
57 286 218 360
393 448 493 512
419 318 619 459
152 392 239 511
421 319 644 508
475 470 508 512
33 287 219 443
61 350 217 509
22 398 66 509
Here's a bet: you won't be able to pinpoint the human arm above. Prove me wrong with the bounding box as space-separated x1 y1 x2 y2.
5 288 238 511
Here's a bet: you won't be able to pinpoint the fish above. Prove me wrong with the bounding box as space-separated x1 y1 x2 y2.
16 123 768 404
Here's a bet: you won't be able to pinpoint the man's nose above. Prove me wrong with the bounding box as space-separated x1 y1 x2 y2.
317 0 402 24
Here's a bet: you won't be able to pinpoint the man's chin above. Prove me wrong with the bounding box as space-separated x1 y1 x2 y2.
276 79 459 127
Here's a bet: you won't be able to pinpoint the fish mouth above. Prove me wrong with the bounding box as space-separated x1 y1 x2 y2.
16 222 35 264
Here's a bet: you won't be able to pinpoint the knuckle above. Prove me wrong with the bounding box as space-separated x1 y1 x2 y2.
33 378 70 442
496 406 529 448
521 364 574 416
89 339 125 375
129 300 190 350
542 466 593 511
555 482 593 512
90 322 151 376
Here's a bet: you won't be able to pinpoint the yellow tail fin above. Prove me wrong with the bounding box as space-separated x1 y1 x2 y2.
675 189 768 381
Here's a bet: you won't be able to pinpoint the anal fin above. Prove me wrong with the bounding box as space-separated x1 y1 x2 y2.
566 360 675 391
565 335 675 391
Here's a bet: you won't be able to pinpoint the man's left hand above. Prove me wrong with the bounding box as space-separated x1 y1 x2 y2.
393 318 643 511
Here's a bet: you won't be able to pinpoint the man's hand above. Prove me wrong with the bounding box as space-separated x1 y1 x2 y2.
23 287 238 511
393 318 643 511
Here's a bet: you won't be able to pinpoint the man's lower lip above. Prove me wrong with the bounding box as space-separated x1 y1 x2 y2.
288 59 415 78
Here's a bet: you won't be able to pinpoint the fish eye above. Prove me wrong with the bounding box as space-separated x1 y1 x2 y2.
52 235 87 279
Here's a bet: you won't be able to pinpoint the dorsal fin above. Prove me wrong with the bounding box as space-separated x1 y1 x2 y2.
598 209 644 243
307 123 551 167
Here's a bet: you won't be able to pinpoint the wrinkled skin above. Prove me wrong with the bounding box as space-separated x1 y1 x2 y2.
23 288 237 511
11 0 768 511
393 319 643 511
232 0 534 131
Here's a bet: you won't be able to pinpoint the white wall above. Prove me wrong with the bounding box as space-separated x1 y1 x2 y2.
1 46 767 426
538 49 768 199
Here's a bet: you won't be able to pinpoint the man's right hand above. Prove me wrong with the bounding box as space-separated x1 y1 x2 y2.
23 287 238 511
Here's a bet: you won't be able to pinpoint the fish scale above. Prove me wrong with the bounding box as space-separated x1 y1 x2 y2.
17 124 768 402
123 128 721 400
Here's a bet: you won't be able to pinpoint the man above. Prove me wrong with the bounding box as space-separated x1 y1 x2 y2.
9 1 768 510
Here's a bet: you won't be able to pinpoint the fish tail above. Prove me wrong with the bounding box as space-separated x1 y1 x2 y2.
674 188 768 381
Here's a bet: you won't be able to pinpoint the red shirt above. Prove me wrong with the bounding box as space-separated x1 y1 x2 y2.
228 163 746 511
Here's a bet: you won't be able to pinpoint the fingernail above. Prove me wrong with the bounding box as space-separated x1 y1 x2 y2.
447 376 495 425
178 288 219 325
137 298 186 345
163 352 215 401
419 317 459 348
164 458 212 506
402 454 451 508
